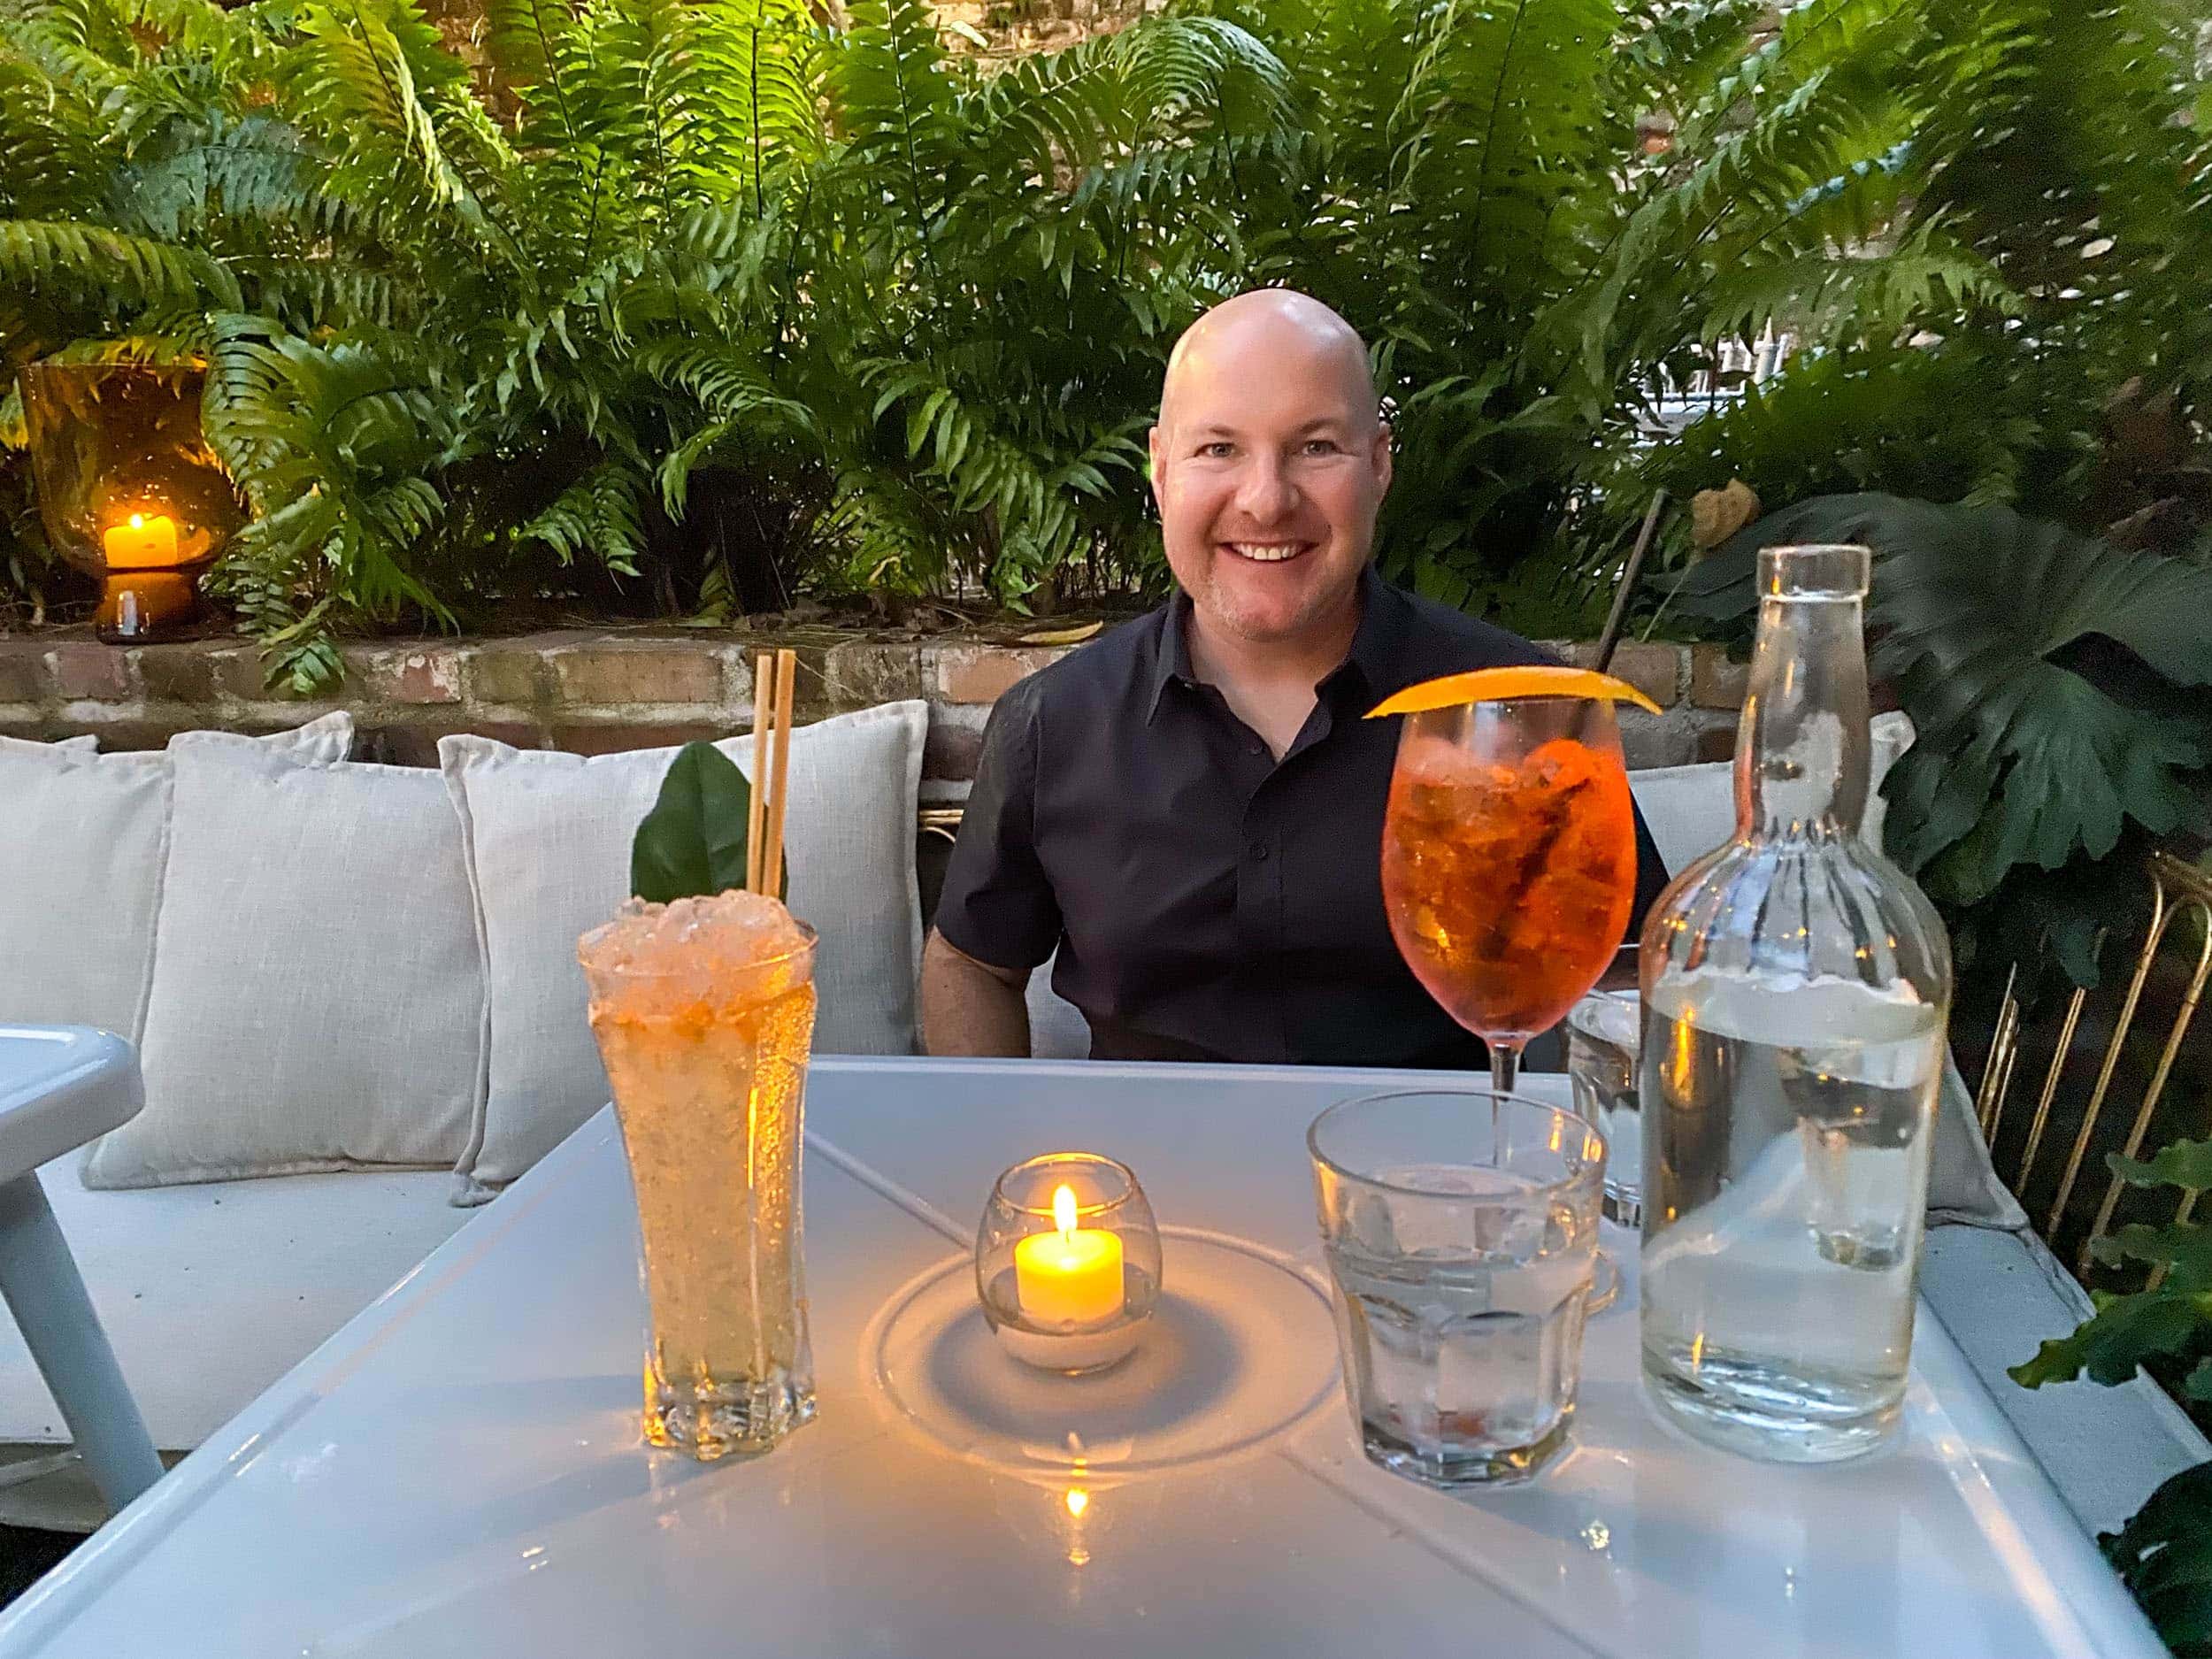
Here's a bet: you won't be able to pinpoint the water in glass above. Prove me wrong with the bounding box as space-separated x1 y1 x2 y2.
1638 543 1951 1463
1565 989 1642 1227
1310 1091 1603 1487
1640 969 1941 1460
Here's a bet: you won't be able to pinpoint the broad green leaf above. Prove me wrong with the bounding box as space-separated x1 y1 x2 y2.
2088 1224 2212 1293
1678 495 2212 898
631 741 755 904
2008 1288 2212 1390
2109 1138 2212 1194
2101 1463 2212 1654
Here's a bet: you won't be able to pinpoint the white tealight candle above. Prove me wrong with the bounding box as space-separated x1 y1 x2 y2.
1013 1184 1124 1326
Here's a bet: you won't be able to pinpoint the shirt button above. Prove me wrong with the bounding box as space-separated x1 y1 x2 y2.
1251 842 1271 862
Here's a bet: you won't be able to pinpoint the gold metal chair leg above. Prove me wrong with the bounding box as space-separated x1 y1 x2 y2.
2082 905 2212 1271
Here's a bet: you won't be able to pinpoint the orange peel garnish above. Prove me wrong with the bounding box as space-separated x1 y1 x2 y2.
1365 665 1663 719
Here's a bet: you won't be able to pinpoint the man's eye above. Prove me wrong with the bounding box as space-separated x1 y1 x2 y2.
1198 442 1234 458
1302 439 1341 456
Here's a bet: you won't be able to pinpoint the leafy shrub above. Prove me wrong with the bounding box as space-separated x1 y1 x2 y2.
2 0 2070 682
1675 492 2212 979
2013 1137 2212 1657
1609 0 2212 580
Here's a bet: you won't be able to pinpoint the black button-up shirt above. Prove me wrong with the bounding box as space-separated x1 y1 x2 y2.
934 567 1671 1067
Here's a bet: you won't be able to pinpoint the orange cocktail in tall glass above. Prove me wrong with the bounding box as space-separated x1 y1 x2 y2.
1374 670 1649 1315
1378 687 1641 1095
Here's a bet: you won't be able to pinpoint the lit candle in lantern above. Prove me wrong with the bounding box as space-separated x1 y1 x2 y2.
102 512 180 571
1014 1184 1124 1326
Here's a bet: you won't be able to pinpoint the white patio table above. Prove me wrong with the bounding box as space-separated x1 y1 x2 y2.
0 1057 2163 1658
0 1028 163 1513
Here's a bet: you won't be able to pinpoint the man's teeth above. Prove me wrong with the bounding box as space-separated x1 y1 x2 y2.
1229 542 1304 563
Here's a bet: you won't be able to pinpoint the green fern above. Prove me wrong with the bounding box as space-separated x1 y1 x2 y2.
4 0 2204 677
0 219 241 309
514 454 649 575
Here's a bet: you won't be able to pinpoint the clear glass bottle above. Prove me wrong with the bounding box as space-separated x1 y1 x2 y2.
1638 543 1951 1463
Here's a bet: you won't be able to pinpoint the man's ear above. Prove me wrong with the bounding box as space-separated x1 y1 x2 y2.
1147 424 1165 507
1371 421 1394 495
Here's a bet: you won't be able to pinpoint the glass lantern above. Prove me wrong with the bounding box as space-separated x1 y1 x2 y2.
976 1152 1162 1374
19 362 244 642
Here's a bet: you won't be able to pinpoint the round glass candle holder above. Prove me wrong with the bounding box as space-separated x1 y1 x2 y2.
975 1153 1162 1374
19 362 244 642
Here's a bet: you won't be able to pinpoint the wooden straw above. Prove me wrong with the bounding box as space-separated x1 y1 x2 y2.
762 648 796 898
747 653 772 895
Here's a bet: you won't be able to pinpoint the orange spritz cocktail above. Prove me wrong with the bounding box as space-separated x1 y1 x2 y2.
1382 726 1638 1044
1370 666 1654 1092
1371 666 1650 1316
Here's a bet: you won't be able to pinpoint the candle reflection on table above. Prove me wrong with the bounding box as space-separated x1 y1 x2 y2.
1062 1485 1091 1567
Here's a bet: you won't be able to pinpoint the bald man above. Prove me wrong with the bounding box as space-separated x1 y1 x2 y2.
922 290 1669 1065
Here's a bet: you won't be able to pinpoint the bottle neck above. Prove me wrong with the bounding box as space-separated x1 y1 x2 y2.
1735 594 1870 840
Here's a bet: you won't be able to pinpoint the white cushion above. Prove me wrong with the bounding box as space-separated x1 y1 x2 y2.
440 700 927 1201
0 716 352 1043
1627 709 1915 872
83 741 484 1188
1026 956 1091 1060
0 1154 465 1448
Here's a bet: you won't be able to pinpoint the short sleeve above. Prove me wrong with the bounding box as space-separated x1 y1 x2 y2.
933 679 1063 972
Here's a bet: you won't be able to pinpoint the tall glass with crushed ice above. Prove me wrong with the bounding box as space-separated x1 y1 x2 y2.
578 893 818 1459
1639 543 1951 1463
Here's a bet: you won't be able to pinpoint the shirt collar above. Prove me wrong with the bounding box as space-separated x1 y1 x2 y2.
1325 564 1415 713
1145 564 1405 725
1144 588 1199 725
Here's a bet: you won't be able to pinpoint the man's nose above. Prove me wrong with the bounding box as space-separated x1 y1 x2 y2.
1233 454 1299 524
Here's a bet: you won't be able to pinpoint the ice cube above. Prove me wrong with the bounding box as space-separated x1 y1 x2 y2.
1345 1190 1401 1256
578 889 810 1020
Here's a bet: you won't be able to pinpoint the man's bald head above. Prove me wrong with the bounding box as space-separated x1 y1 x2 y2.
1158 290 1379 442
1148 289 1393 655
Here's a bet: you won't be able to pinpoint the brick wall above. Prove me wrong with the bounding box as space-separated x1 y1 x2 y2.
0 629 1748 800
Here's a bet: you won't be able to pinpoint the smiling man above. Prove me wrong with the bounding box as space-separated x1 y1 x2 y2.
921 288 1670 1064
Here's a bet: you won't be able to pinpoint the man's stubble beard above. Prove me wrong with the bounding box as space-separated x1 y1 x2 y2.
1187 549 1368 650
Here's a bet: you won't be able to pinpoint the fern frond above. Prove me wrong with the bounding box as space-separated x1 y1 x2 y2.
833 0 962 255
200 315 450 626
0 219 240 309
513 453 649 573
634 338 814 432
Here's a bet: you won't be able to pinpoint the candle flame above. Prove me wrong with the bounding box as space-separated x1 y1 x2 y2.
1052 1183 1078 1237
1064 1487 1088 1518
129 513 145 529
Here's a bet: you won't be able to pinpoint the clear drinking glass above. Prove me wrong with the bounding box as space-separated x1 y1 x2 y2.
1309 1088 1605 1487
1640 545 1952 1463
579 896 820 1460
1566 943 1643 1230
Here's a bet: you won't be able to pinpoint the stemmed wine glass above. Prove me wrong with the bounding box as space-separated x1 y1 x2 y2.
1379 692 1642 1308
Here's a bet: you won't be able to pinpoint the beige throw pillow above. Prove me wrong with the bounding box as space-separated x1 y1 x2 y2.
82 740 484 1189
439 700 927 1202
1628 708 1916 873
0 715 352 1042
